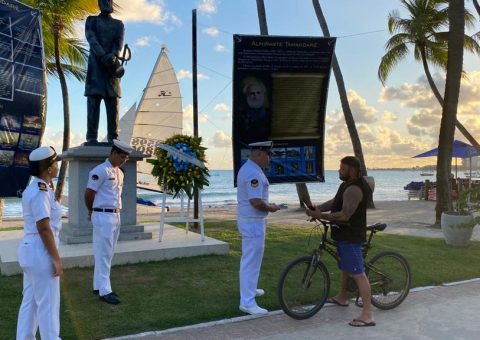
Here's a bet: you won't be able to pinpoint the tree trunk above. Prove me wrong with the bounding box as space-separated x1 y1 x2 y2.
53 25 70 202
312 0 368 177
312 0 374 208
255 0 269 35
420 48 480 153
435 0 465 224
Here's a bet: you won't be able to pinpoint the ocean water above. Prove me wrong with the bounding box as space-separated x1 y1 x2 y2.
1 169 432 219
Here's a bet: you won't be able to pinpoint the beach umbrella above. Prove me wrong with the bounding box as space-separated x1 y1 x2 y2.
412 140 480 178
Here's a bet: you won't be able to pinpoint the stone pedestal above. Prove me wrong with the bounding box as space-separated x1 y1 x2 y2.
59 145 152 244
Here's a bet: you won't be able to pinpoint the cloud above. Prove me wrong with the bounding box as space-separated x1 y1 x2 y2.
211 130 231 148
213 44 226 52
183 122 193 136
381 110 398 123
202 26 219 37
177 69 209 80
406 108 441 137
183 104 193 120
134 36 153 47
115 0 181 28
42 129 85 153
347 90 377 123
379 83 437 108
322 100 437 169
198 0 218 14
200 114 209 122
214 103 230 112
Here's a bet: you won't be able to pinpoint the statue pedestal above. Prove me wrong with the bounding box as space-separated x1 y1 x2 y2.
59 145 152 244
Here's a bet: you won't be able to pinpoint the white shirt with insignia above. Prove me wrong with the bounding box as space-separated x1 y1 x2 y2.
22 177 63 235
87 159 124 209
237 159 269 219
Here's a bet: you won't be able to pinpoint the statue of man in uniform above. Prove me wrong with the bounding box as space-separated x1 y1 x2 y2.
84 0 124 144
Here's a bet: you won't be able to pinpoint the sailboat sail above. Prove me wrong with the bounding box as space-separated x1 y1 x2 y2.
117 102 136 143
128 46 183 191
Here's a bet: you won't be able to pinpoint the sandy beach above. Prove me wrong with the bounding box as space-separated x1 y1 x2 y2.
1 200 424 226
2 199 480 240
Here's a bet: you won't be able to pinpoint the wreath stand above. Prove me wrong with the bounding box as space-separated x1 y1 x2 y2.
159 190 205 242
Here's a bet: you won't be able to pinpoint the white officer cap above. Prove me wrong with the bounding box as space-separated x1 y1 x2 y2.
248 141 273 151
112 139 134 154
29 146 62 176
29 146 62 162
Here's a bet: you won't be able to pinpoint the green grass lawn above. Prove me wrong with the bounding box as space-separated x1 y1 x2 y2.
1 220 479 339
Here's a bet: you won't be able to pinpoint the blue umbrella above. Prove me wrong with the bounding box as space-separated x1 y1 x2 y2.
413 140 480 178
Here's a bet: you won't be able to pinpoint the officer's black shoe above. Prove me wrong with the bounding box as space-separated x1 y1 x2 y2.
93 290 119 298
99 293 121 305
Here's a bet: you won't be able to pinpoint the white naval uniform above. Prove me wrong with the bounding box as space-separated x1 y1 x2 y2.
17 177 62 340
236 159 269 308
87 159 124 296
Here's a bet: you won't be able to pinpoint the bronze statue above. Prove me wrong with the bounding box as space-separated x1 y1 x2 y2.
84 0 126 144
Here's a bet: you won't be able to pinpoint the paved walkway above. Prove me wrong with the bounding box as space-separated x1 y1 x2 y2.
110 279 480 340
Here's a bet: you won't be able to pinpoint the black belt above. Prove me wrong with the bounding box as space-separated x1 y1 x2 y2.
93 208 120 213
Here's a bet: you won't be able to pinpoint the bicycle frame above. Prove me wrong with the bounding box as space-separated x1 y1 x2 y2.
312 219 379 264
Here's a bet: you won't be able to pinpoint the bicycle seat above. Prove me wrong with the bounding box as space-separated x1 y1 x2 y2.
366 223 387 232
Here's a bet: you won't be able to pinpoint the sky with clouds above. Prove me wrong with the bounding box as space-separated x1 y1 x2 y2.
42 0 480 170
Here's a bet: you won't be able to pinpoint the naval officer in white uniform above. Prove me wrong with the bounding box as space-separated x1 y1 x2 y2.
17 146 63 340
84 139 133 305
237 141 279 315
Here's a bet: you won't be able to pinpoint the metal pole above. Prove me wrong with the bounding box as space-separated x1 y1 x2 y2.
192 9 199 229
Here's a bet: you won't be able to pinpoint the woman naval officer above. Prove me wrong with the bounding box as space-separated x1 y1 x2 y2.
16 146 64 340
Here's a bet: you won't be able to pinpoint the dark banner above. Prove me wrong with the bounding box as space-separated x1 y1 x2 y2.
0 0 46 197
232 35 335 185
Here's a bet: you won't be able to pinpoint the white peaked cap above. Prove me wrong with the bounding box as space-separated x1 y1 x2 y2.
113 139 134 154
29 146 62 162
248 141 273 150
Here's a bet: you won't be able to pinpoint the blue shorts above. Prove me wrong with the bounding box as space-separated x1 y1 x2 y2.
336 241 364 275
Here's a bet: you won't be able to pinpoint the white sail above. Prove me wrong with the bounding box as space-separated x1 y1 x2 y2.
128 46 183 191
117 102 137 143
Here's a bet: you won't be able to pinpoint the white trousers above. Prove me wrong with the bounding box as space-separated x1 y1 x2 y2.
92 212 121 296
238 219 266 308
16 235 61 340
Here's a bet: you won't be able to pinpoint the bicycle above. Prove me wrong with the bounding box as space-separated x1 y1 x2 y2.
277 219 412 320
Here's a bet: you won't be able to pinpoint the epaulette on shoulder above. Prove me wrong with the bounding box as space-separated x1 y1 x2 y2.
38 182 48 192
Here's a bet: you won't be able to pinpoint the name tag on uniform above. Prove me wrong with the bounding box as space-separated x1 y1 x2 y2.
108 177 115 180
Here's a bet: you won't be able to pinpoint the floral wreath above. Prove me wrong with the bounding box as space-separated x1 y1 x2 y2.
147 134 209 199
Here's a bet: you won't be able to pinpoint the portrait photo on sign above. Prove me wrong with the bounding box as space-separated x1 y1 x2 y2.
0 150 15 166
18 133 39 149
0 130 19 146
14 151 29 166
1 114 21 130
236 76 272 146
23 115 43 130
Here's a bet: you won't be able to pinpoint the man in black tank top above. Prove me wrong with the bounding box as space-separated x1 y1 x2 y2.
306 156 375 327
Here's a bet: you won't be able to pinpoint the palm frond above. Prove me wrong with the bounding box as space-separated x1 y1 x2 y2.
378 44 409 84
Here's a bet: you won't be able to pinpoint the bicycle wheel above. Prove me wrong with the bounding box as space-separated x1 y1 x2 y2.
277 255 330 319
366 251 411 310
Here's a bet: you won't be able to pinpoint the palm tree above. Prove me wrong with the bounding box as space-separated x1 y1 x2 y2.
378 0 480 152
311 0 368 177
436 0 465 222
255 0 268 35
24 0 98 201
